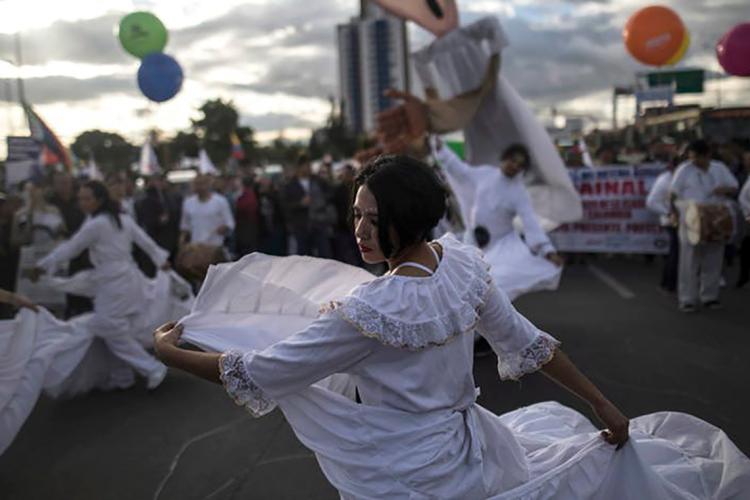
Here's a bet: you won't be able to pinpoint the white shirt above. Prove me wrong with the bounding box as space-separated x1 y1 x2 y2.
435 144 555 256
646 170 673 226
740 178 750 219
669 160 738 204
298 177 311 194
180 193 235 246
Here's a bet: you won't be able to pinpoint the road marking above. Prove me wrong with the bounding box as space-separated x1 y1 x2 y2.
587 264 635 299
257 452 316 466
153 416 247 500
204 478 236 500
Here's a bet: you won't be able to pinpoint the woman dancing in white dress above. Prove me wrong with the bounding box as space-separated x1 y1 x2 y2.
31 180 170 389
0 182 193 455
154 155 749 499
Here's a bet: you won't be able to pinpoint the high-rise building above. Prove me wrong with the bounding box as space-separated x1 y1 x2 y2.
337 1 409 134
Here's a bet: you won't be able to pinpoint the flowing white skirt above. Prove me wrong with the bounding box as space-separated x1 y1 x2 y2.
180 255 750 499
0 271 193 455
482 231 562 301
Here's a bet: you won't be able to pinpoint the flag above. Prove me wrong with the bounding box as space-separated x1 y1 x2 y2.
579 138 594 169
23 102 72 171
140 140 161 176
230 131 245 160
198 149 219 175
85 157 103 180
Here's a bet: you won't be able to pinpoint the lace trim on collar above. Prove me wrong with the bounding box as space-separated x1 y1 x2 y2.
320 242 492 350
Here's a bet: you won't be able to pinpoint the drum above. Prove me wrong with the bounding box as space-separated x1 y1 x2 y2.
684 202 734 245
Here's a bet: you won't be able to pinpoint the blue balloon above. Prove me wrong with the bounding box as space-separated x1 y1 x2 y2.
137 53 183 103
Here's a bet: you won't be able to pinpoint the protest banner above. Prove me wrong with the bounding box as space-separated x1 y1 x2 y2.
550 165 669 254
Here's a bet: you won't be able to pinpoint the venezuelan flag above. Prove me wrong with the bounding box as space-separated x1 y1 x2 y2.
230 131 245 160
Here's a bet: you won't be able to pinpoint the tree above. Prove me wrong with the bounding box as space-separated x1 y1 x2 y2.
255 134 305 165
191 99 256 168
71 130 137 175
168 131 200 161
308 97 359 160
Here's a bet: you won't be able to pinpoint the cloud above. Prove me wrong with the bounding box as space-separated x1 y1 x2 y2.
0 14 129 66
241 112 317 132
2 0 748 140
0 74 136 104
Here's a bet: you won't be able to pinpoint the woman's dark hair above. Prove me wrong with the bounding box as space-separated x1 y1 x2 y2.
83 180 123 229
501 143 530 168
353 155 447 258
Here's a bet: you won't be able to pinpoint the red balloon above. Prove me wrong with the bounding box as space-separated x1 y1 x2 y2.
717 23 750 77
623 6 686 66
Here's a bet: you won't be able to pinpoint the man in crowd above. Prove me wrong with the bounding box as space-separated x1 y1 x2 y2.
47 172 92 317
234 176 260 257
136 174 182 262
282 154 334 257
180 174 235 250
669 140 739 312
257 176 287 256
332 164 361 265
647 157 680 293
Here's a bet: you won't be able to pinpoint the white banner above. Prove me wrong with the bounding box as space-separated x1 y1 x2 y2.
550 165 669 254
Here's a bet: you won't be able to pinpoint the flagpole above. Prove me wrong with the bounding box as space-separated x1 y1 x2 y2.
14 32 26 105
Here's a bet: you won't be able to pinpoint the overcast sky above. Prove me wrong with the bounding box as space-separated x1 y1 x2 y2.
0 0 748 153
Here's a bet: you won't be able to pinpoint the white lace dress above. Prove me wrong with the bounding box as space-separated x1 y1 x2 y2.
179 234 750 499
434 145 562 300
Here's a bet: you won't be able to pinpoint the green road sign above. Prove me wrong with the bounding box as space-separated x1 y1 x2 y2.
647 69 704 94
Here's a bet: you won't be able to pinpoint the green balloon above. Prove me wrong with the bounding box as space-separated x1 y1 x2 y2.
118 11 168 59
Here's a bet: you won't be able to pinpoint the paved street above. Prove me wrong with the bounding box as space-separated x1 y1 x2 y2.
1 257 748 500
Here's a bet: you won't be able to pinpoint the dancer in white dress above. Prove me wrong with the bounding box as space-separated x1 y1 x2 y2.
31 180 170 389
154 155 749 499
432 137 563 300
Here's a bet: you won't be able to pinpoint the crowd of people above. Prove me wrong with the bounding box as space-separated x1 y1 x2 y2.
644 140 750 311
0 154 366 319
2 138 749 319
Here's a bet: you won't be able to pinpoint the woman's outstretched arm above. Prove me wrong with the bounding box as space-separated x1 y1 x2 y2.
0 289 38 311
154 323 221 384
541 349 630 449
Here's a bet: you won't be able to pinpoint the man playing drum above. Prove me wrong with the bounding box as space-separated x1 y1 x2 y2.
669 140 738 313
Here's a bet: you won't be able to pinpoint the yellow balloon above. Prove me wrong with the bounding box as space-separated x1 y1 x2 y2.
666 31 690 65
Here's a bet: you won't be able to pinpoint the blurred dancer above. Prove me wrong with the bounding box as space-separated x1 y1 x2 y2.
432 137 563 301
31 181 170 389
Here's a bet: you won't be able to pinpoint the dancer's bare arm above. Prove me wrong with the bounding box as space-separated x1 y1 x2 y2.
153 323 221 384
0 289 38 311
541 350 629 449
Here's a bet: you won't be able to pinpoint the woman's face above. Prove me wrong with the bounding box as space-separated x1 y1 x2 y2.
353 185 386 264
78 187 100 215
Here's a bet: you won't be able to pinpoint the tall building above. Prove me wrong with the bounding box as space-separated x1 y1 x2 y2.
337 1 409 134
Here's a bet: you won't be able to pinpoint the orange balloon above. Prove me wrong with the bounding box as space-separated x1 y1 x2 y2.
666 31 690 66
623 6 686 66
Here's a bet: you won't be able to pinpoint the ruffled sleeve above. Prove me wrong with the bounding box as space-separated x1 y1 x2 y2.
219 350 277 418
476 281 560 381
